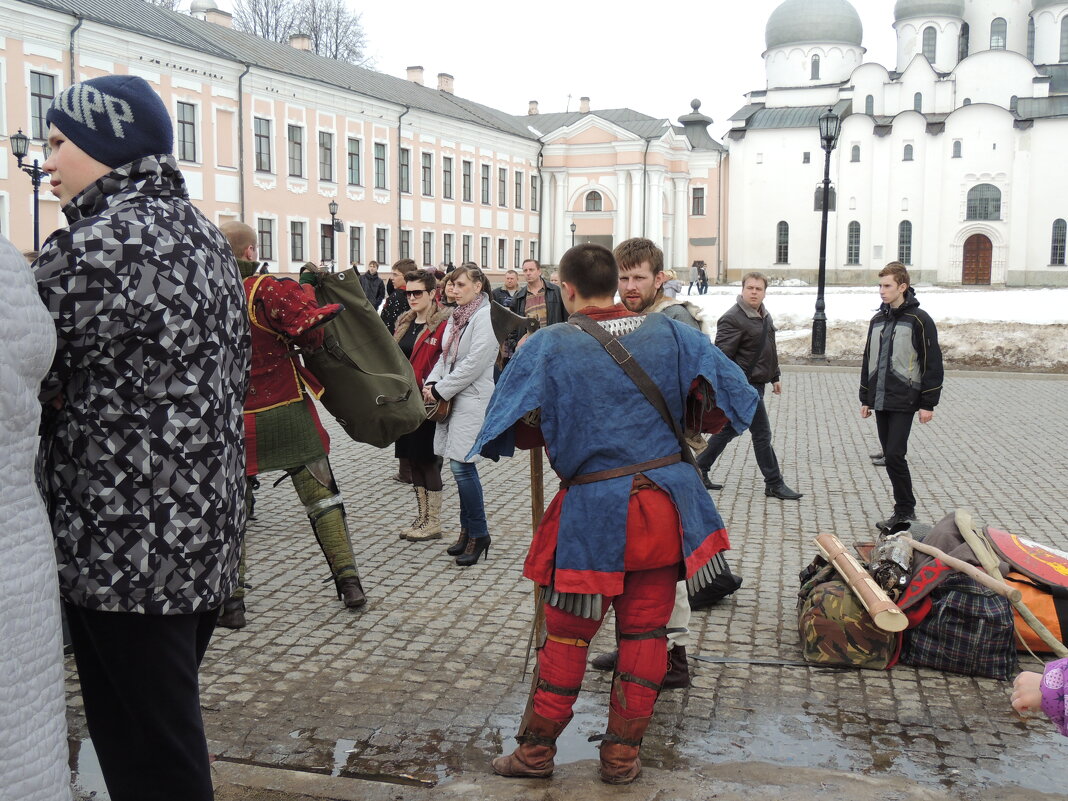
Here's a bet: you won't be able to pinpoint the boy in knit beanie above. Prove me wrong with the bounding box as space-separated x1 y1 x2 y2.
35 75 249 801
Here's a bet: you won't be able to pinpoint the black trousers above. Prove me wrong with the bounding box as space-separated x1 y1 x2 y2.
875 410 915 515
697 383 783 487
65 602 220 801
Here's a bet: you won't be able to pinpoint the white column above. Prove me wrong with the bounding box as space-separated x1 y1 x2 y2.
673 177 689 269
630 169 644 235
614 170 629 245
647 171 665 243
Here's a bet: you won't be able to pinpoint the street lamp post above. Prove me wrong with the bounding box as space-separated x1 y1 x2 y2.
811 108 841 358
570 221 577 248
328 200 340 272
9 129 50 252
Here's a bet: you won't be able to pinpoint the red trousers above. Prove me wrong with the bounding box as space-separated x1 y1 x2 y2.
533 564 677 723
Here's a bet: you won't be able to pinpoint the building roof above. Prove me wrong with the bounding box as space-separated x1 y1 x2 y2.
765 0 863 50
1033 0 1067 10
893 0 965 20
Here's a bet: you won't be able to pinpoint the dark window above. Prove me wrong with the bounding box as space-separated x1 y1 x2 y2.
374 143 386 189
421 152 433 196
914 92 923 112
1010 95 1019 113
903 144 914 161
462 234 471 263
497 237 506 268
347 138 361 185
1062 18 1068 62
443 157 453 199
399 229 411 260
349 226 362 264
530 240 538 261
514 239 521 268
254 118 272 172
462 160 473 202
1028 18 1036 61
290 221 305 261
850 144 861 162
959 22 970 61
846 221 861 265
898 220 913 265
692 187 705 216
991 17 1007 50
375 228 388 263
287 125 304 178
952 140 962 158
480 236 489 267
318 131 333 182
515 170 523 209
966 184 1001 220
963 97 972 105
422 231 433 266
177 102 197 162
399 148 411 194
481 165 491 204
585 191 603 212
814 185 837 212
321 223 334 262
30 72 55 140
531 175 539 211
922 26 937 62
1052 219 1067 265
257 218 274 260
865 94 874 115
498 167 507 207
775 221 789 264
810 54 820 80
443 233 453 265
802 152 811 164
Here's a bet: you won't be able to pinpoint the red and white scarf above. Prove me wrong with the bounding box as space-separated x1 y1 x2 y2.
444 294 485 366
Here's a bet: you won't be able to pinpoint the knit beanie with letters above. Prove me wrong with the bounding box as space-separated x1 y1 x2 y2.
45 75 173 169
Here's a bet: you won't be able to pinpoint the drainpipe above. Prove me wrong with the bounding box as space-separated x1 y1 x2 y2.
236 63 251 221
716 150 725 283
68 16 84 84
640 138 653 238
535 139 544 264
397 105 410 259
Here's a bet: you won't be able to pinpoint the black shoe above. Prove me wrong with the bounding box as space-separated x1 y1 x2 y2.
765 483 803 500
701 472 723 491
217 598 246 629
455 535 490 566
876 512 917 532
446 528 470 556
590 650 618 671
869 451 884 460
663 646 691 690
336 576 367 609
871 456 886 466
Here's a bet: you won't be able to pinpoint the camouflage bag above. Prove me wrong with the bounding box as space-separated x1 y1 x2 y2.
798 578 902 670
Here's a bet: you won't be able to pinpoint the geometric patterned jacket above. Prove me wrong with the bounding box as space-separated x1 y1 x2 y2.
35 155 250 615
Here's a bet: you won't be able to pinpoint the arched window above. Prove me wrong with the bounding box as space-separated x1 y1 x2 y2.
990 17 1007 50
903 144 914 161
1028 18 1036 61
814 185 837 212
846 221 861 265
952 140 963 158
963 97 972 105
898 220 913 265
865 94 874 115
922 26 937 62
811 55 821 80
1010 95 1019 113
1061 17 1068 62
776 221 789 264
914 92 923 112
851 144 861 162
584 191 602 212
959 22 970 61
966 184 1001 220
1052 219 1067 265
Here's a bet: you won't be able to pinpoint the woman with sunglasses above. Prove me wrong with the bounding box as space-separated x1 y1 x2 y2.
423 265 497 566
392 270 450 541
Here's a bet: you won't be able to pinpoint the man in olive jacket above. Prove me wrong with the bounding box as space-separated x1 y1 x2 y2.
697 272 802 500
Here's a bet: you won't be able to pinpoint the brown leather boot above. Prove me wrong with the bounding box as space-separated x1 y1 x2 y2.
597 709 651 785
663 645 691 689
491 711 570 778
335 576 366 609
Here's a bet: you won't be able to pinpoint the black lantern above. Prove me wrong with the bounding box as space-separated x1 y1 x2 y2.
9 128 48 251
811 108 841 358
327 201 341 271
570 221 577 248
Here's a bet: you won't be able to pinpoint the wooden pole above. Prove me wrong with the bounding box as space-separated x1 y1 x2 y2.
523 448 546 674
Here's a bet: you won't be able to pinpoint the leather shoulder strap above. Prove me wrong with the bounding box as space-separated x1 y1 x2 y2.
569 313 698 470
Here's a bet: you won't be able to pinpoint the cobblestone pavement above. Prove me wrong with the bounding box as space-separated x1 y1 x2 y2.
67 367 1068 799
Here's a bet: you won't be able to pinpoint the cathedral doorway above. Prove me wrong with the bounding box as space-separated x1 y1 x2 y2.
962 234 992 285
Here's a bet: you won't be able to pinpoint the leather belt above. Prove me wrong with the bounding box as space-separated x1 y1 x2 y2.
561 452 681 488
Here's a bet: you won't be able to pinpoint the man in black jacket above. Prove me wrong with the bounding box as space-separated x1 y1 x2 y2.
360 259 386 309
860 262 943 529
513 258 564 327
697 272 802 500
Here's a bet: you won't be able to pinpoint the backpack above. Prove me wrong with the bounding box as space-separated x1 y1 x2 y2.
301 268 425 448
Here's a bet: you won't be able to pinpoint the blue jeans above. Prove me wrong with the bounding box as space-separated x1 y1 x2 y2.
449 460 489 537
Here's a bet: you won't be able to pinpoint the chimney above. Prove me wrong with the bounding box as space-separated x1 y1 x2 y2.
528 100 539 115
204 9 232 27
579 96 590 113
288 33 312 51
437 72 454 94
406 66 424 85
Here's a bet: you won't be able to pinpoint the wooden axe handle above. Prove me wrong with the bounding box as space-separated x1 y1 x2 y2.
901 536 1022 602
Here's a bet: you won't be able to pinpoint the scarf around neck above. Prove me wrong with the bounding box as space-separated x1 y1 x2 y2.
444 294 484 365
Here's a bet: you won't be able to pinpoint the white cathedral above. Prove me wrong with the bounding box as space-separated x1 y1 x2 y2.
726 0 1068 286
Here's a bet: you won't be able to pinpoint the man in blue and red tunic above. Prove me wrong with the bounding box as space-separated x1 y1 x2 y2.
470 244 757 784
218 222 367 628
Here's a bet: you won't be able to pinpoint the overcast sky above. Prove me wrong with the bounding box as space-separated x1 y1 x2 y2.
213 1 899 139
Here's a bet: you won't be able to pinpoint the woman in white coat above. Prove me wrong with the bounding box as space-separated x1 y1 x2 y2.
1 235 72 801
423 265 497 566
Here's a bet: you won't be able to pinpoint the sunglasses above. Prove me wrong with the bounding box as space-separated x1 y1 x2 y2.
405 289 426 298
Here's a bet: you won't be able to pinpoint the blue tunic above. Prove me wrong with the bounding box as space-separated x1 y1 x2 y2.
468 313 758 592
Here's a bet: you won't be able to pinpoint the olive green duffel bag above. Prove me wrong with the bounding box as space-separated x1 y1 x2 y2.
301 266 424 448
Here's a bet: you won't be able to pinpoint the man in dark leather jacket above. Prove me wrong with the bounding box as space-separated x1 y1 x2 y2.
697 272 803 500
